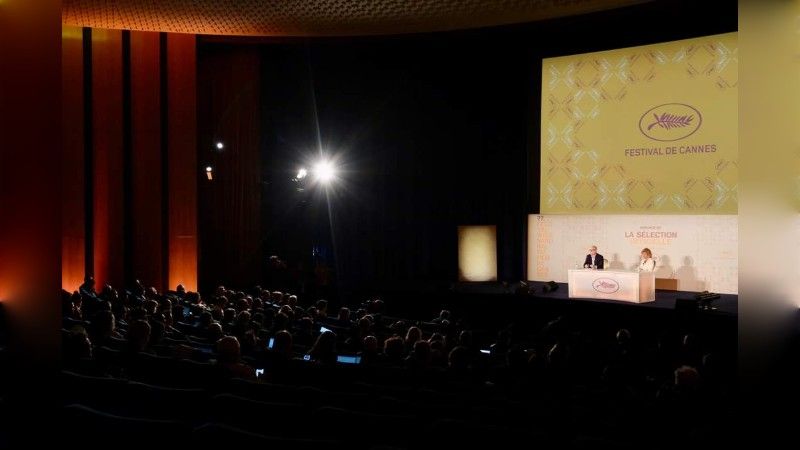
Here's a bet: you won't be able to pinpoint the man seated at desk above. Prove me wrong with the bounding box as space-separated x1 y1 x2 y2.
583 245 604 270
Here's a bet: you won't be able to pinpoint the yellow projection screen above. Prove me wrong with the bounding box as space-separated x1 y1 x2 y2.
540 32 738 214
458 226 498 282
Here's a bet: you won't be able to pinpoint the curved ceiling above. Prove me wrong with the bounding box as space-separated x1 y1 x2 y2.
62 0 647 37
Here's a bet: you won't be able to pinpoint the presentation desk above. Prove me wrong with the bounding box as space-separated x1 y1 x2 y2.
568 269 655 303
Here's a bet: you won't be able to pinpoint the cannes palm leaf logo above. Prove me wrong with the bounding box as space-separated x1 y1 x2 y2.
639 103 702 141
646 113 694 130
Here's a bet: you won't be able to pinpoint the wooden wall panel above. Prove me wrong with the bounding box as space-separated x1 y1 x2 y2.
61 25 86 292
167 33 198 292
91 28 124 289
130 31 164 289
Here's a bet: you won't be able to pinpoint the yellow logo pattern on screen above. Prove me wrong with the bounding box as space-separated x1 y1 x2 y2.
541 32 738 214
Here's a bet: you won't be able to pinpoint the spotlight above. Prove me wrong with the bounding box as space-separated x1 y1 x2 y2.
215 142 224 150
296 168 308 180
313 160 336 183
205 166 213 180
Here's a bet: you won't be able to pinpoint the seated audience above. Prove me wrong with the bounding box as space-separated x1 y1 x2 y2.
215 336 256 380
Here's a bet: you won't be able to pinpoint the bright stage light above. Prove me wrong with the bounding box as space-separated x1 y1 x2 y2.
313 160 336 183
297 168 308 179
215 142 224 150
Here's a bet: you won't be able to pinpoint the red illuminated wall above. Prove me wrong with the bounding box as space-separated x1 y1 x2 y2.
62 25 86 292
130 31 164 289
60 28 198 292
0 0 61 374
168 34 199 292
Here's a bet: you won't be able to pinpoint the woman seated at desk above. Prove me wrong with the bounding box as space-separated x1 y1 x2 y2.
639 248 655 272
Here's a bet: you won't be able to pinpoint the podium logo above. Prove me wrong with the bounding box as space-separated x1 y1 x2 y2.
592 278 619 294
639 103 702 142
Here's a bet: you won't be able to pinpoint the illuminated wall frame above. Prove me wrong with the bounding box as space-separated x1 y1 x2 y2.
60 29 198 292
458 225 498 282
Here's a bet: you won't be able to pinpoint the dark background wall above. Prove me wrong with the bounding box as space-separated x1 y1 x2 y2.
259 36 532 292
197 0 737 297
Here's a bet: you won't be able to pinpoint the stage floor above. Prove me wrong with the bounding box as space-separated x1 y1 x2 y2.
525 281 738 316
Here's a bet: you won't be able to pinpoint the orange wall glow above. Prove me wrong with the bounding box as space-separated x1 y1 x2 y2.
62 24 86 292
131 30 164 289
61 29 199 293
0 0 61 369
91 28 125 289
167 33 198 292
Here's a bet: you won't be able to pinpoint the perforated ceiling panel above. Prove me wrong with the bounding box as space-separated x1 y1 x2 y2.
62 0 646 37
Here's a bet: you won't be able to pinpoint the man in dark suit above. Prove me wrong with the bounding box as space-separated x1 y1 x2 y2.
583 245 604 269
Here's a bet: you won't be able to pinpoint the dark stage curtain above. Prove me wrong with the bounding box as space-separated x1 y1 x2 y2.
198 45 263 293
256 37 532 296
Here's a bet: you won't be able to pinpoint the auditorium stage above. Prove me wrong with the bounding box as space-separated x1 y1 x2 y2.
350 280 738 328
519 281 738 316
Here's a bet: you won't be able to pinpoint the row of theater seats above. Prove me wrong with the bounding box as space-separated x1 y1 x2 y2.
62 370 576 449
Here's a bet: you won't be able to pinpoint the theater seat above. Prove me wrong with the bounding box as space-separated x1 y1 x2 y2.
313 406 416 446
120 381 209 421
210 393 306 436
62 404 191 446
60 370 128 410
192 423 343 449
